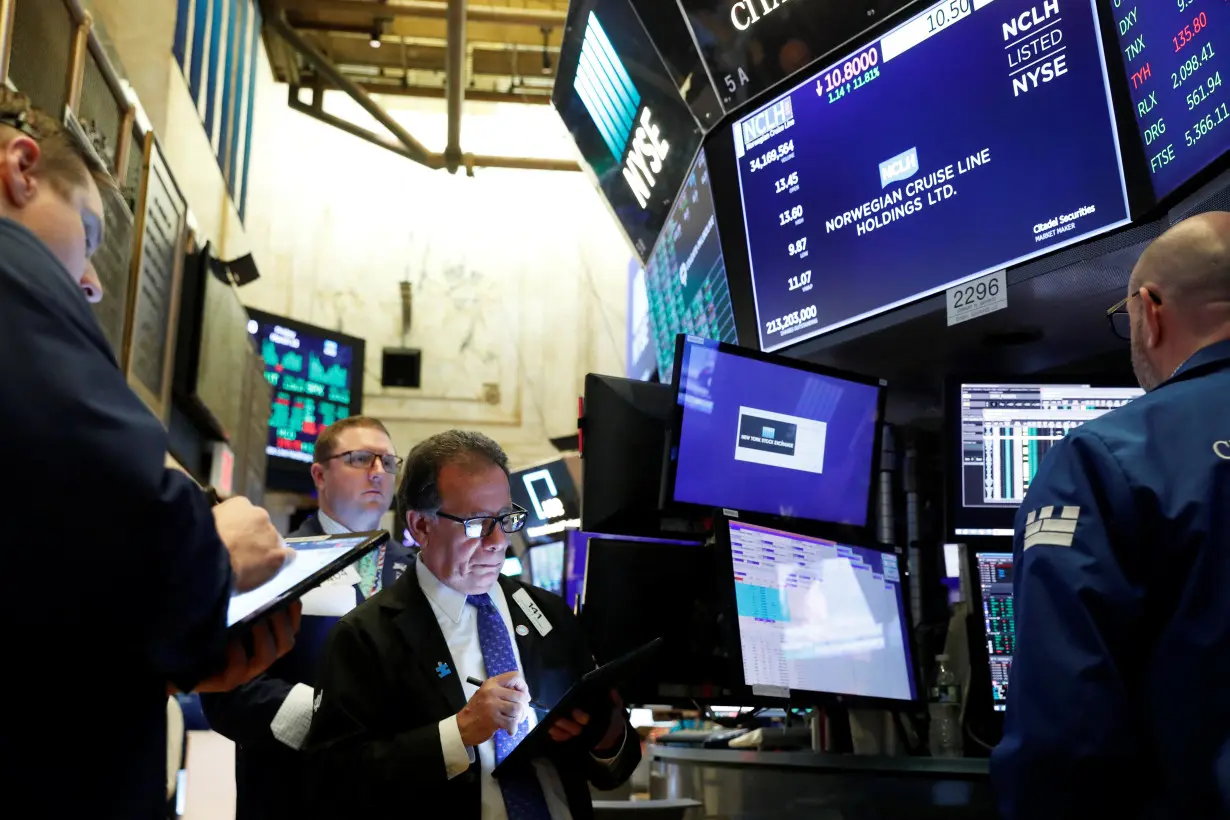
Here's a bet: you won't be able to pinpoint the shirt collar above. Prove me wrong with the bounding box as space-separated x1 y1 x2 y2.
415 558 469 624
316 509 350 535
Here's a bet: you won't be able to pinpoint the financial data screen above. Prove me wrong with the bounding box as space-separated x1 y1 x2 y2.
1109 0 1230 201
954 382 1142 536
732 0 1130 352
729 521 916 701
528 540 566 595
248 313 360 464
673 337 881 526
646 148 738 382
976 551 1015 712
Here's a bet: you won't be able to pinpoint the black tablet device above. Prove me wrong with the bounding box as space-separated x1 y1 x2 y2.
226 530 389 630
492 637 664 777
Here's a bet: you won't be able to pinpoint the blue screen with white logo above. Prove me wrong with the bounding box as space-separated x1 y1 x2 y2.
732 0 1131 352
554 0 703 260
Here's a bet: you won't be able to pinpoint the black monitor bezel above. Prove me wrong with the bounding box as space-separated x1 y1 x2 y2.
665 334 887 536
713 512 920 709
943 375 1143 540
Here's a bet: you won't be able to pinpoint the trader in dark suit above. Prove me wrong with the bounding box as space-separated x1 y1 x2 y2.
0 90 297 819
202 416 410 819
304 430 639 819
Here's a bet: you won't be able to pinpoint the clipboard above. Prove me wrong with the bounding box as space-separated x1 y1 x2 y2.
492 637 664 778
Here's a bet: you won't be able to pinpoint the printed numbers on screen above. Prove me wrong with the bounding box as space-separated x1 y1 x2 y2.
1173 12 1208 54
926 0 972 35
1178 0 1197 11
1188 72 1223 110
724 67 751 94
951 276 1000 309
788 270 813 292
764 305 818 336
779 205 804 225
1185 102 1230 146
788 237 808 256
749 140 795 173
775 172 800 194
1174 44 1216 88
821 47 880 93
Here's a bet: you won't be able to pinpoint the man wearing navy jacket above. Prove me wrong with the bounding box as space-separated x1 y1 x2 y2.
0 92 297 818
202 416 410 820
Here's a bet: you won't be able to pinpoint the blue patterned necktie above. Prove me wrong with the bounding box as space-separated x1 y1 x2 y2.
467 593 552 820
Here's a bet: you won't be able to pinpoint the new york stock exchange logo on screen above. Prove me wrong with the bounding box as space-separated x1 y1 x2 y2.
573 11 671 209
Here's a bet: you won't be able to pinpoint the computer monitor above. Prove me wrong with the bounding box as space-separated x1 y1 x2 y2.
974 550 1015 715
527 541 565 596
501 555 524 578
579 535 731 706
948 380 1144 537
723 518 917 704
581 374 703 538
669 336 885 528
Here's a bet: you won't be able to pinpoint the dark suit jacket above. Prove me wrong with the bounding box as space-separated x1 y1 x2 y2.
0 219 231 819
302 559 641 819
200 516 408 820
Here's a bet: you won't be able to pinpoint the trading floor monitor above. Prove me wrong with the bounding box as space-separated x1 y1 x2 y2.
528 541 565 596
974 550 1015 714
723 518 916 705
948 380 1143 537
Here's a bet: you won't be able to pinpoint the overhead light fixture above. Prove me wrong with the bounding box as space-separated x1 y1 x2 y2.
541 26 552 75
370 19 385 48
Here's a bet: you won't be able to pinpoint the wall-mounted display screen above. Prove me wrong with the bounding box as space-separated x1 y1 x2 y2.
670 337 883 527
554 0 703 259
732 0 1131 352
510 458 581 546
645 148 738 382
678 0 916 113
1108 0 1230 201
528 540 566 595
246 309 365 466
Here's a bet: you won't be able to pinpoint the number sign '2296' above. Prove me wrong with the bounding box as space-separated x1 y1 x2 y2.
946 269 1007 327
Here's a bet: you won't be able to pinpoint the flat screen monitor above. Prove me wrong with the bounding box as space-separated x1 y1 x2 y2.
528 541 566 596
501 555 524 577
726 519 917 703
510 459 580 546
580 535 730 705
644 148 738 383
553 0 703 260
949 380 1143 537
581 374 702 538
1108 2 1230 202
730 0 1131 352
246 308 365 470
669 336 884 528
975 550 1015 713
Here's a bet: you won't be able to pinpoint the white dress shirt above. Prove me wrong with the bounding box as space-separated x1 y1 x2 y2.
417 561 619 820
270 510 362 751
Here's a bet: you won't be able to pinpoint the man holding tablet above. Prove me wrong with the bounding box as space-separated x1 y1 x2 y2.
0 90 297 818
304 430 639 819
203 415 408 820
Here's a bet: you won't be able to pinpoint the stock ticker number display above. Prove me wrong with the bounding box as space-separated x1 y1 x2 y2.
248 319 356 463
732 0 1131 352
1111 0 1230 199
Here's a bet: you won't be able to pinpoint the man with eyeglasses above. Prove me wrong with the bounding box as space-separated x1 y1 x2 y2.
202 415 409 820
0 91 301 817
993 211 1230 818
304 430 640 819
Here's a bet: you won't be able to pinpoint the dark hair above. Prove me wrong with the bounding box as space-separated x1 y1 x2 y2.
397 430 510 514
0 90 115 196
313 415 393 464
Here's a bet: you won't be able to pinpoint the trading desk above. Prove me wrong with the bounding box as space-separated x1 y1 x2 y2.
649 746 993 819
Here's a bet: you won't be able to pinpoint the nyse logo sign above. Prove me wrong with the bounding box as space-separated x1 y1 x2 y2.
522 469 566 521
731 0 794 32
574 12 670 210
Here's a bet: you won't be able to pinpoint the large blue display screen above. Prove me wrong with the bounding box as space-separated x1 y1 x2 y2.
1109 0 1230 201
672 338 882 527
733 0 1131 352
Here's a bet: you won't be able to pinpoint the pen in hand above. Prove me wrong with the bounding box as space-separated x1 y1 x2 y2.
466 675 548 711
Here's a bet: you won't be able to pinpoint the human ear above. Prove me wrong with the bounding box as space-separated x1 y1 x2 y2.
0 136 40 207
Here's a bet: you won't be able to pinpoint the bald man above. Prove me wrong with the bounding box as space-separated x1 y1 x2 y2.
991 211 1230 819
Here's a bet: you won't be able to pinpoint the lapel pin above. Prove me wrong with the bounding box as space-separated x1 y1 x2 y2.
436 661 453 679
515 624 530 637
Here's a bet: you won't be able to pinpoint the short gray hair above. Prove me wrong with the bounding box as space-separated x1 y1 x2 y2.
396 430 510 514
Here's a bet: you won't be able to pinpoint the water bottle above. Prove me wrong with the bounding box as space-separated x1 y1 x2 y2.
929 654 963 758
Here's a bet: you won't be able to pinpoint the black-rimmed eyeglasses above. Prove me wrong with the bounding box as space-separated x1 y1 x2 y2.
322 449 403 473
1106 288 1162 341
436 504 528 539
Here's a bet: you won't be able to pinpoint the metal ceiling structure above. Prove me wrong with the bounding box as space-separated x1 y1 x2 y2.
259 0 578 173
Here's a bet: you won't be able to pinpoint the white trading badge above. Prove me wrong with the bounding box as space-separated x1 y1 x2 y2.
512 588 553 637
1022 506 1081 551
